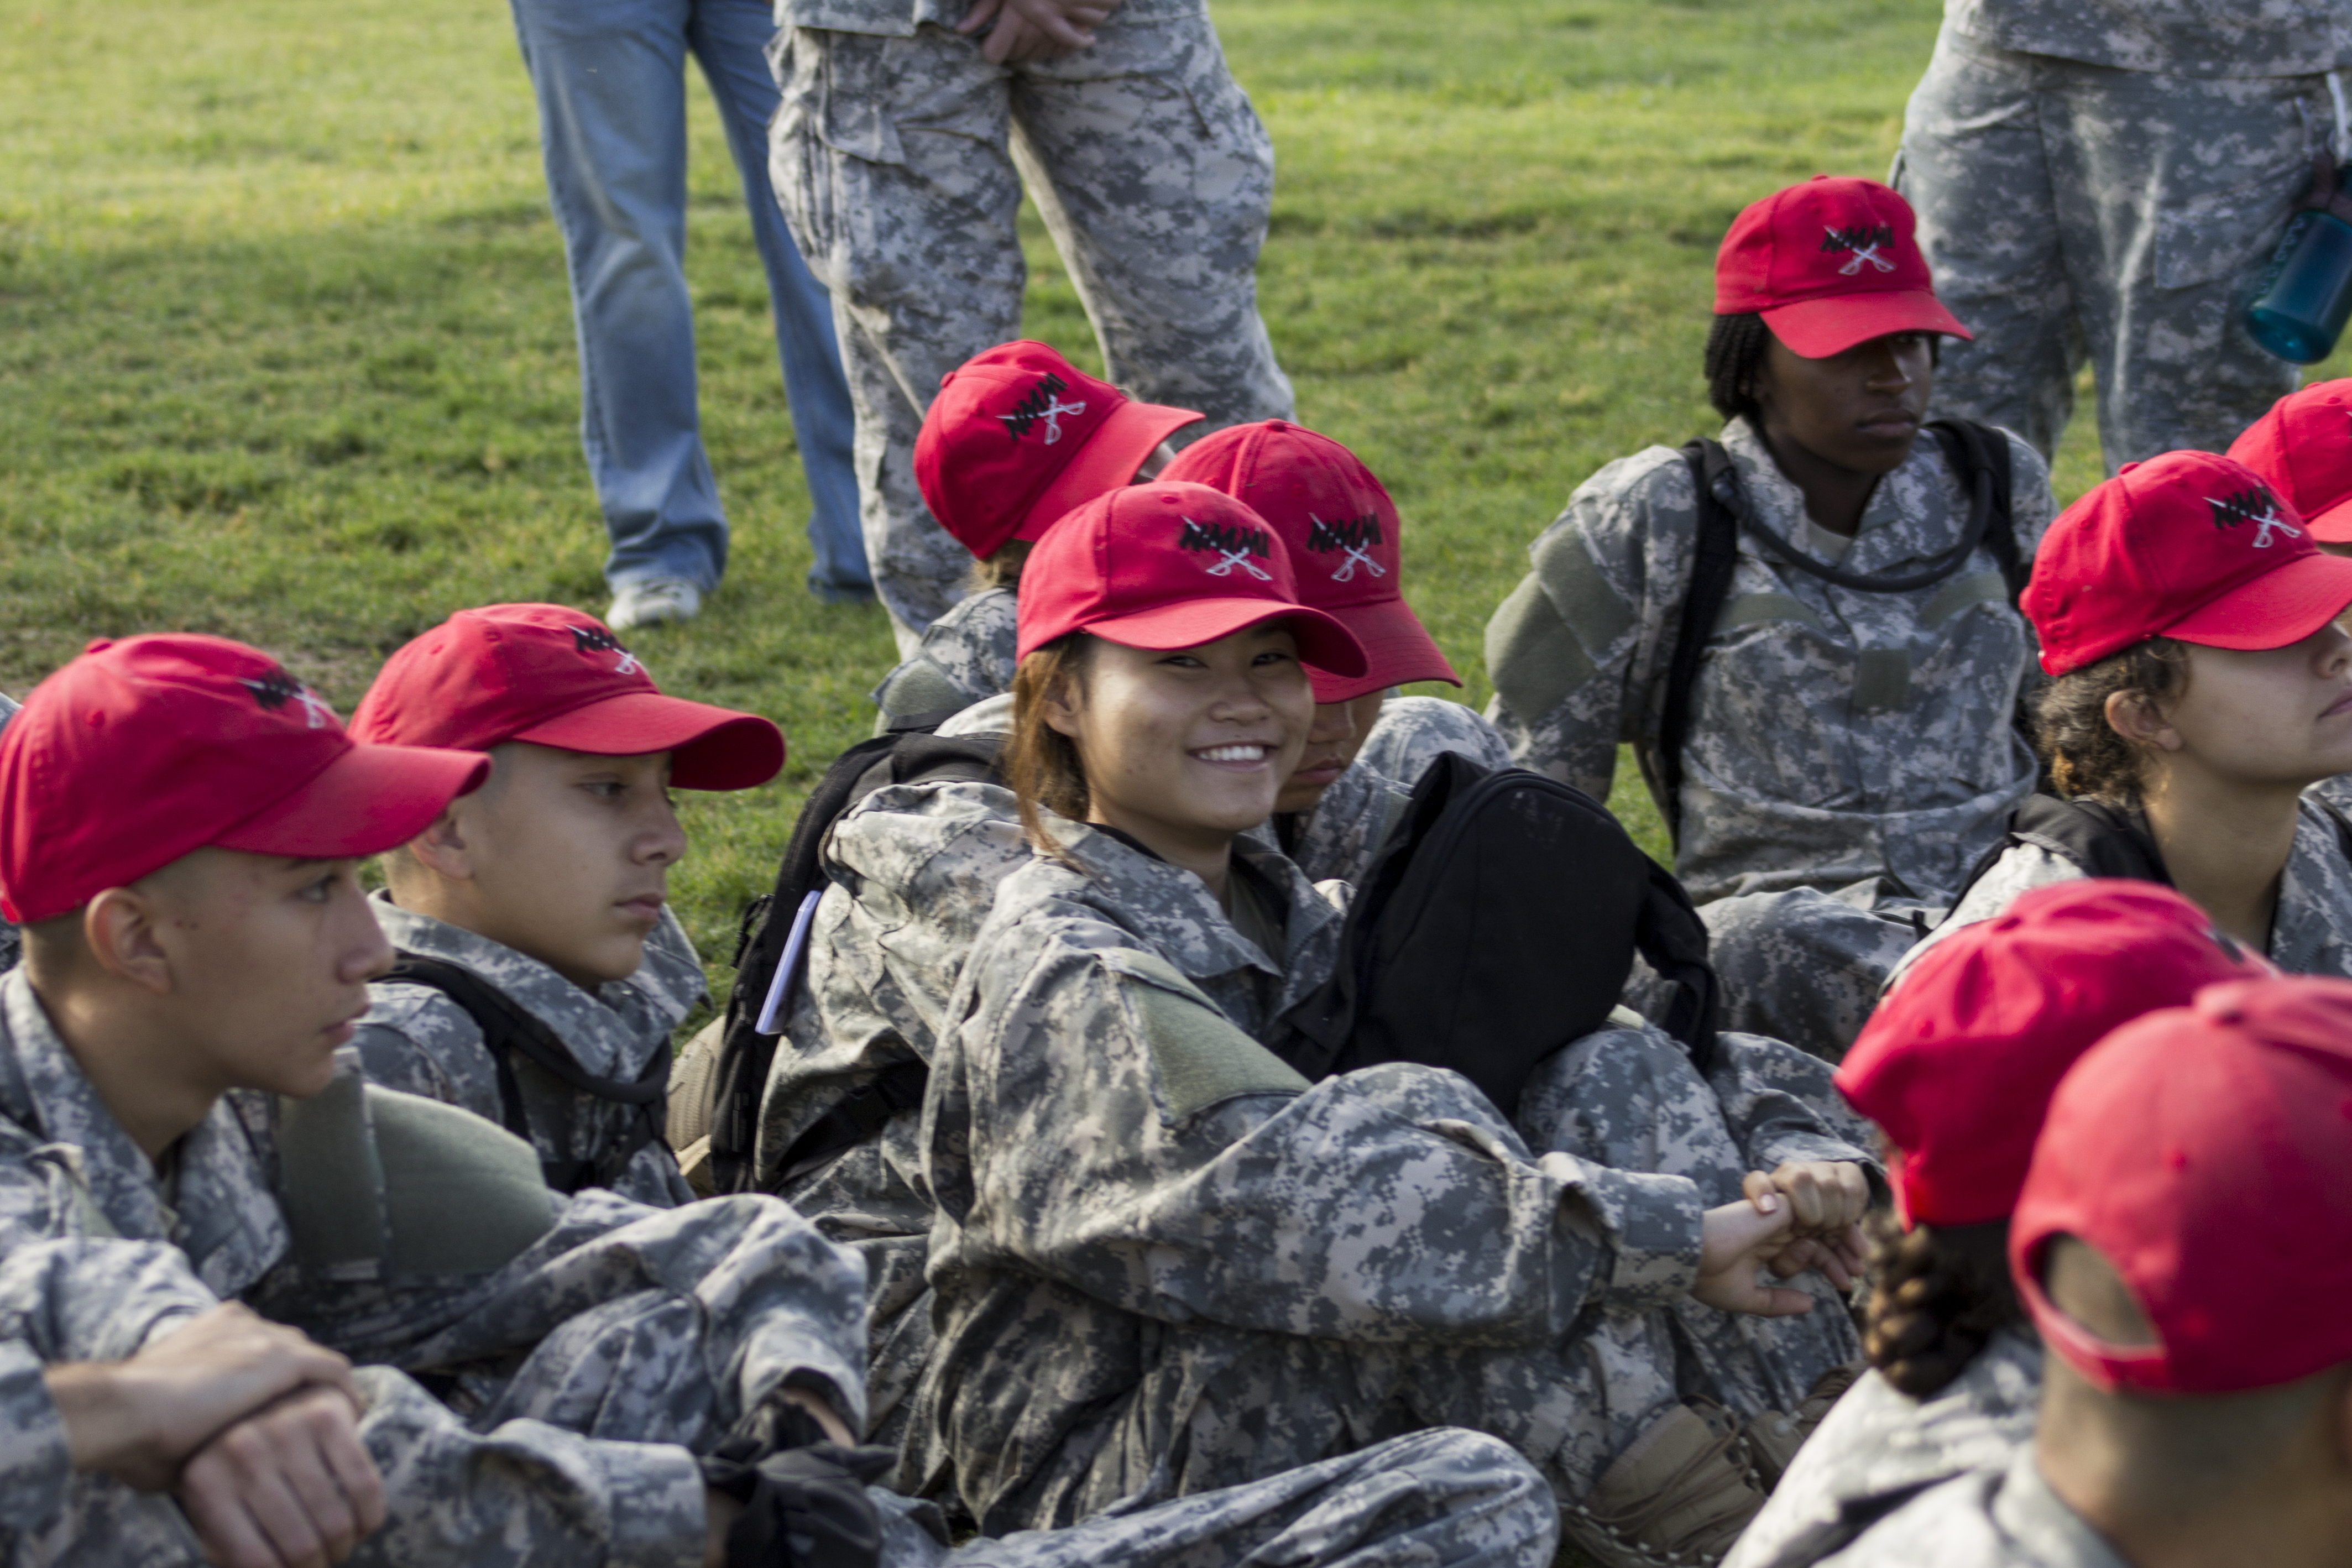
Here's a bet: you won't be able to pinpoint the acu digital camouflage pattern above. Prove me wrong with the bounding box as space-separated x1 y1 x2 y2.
1898 22 2335 470
908 810 1870 1532
1246 759 1413 888
1486 416 2052 1058
1810 1449 2121 1568
1727 1325 2043 1568
1890 792 2352 990
768 3 1294 647
756 778 1028 1445
354 893 704 1208
874 585 1021 728
1353 696 1513 790
0 967 881 1566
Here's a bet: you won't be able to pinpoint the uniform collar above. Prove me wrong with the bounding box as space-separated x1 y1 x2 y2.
0 969 288 1298
1995 1448 2135 1568
369 892 705 1077
1041 813 1340 996
1720 415 1972 576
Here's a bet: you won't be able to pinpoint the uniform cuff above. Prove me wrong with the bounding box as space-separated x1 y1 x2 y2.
0 1341 73 1535
1541 1154 1703 1312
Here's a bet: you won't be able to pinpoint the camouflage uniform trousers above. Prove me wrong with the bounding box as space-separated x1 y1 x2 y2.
1897 22 2331 469
1727 1325 2041 1568
768 6 1295 649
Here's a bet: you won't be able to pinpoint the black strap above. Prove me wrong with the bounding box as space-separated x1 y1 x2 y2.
769 1059 931 1184
386 953 669 1195
1653 419 2018 847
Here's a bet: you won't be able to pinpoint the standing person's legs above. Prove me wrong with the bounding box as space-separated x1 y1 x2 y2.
2043 62 2316 467
1010 9 1294 436
770 27 1027 654
508 0 731 609
1898 27 2081 462
688 0 874 604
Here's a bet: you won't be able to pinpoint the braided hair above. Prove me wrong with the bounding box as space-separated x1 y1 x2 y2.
1862 1214 2023 1398
1703 312 1771 422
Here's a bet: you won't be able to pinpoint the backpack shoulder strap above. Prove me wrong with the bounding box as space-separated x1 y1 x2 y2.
1655 439 1743 848
1926 419 2024 605
385 952 667 1194
1942 795 2171 927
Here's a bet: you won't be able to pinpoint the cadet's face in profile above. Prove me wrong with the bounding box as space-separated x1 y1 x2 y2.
1276 691 1385 816
1050 625 1313 855
2152 625 2352 787
451 743 687 990
1754 330 1935 478
143 849 391 1100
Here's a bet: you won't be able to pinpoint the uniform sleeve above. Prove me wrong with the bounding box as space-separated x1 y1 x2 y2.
0 1339 70 1536
928 928 1707 1346
1485 451 1690 799
349 989 495 1122
1703 1032 1881 1184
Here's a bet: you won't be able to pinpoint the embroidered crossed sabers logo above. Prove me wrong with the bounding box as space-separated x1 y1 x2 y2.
242 670 336 729
1179 517 1274 581
571 625 642 676
1305 513 1387 583
2207 488 2302 548
999 372 1088 446
1820 223 1897 276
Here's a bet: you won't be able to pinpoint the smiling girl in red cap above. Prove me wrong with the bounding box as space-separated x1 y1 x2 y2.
1485 175 2057 1064
906 480 1883 1566
1901 448 2352 981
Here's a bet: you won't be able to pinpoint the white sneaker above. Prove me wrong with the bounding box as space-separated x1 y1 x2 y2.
607 577 702 631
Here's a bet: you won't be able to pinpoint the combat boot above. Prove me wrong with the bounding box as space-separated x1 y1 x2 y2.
1555 1397 1767 1568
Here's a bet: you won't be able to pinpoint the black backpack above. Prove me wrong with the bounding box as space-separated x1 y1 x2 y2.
1648 418 2026 844
703 731 1003 1195
383 953 671 1195
1269 753 1718 1119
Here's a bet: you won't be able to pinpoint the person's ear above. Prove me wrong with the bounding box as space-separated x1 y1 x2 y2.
2103 687 2181 754
403 805 477 882
1041 668 1086 742
82 887 175 997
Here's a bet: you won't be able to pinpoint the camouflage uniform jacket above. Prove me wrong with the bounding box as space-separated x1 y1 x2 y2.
1485 416 2055 905
781 0 1204 37
913 813 1734 1524
871 586 1018 731
1815 1448 2123 1568
1945 0 2352 75
1245 760 1414 888
353 894 702 1208
1727 1326 2042 1568
1890 793 2352 988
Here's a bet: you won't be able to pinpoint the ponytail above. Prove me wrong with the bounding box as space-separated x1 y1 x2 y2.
1862 1214 2023 1398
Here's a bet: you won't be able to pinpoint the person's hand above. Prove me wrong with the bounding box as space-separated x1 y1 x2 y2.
957 0 1118 63
1693 1197 1817 1317
48 1304 363 1492
1743 1163 1869 1289
176 1384 384 1568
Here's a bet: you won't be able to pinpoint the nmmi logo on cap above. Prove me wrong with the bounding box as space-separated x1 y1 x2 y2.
999 372 1088 446
2205 485 2303 548
567 623 643 676
1304 514 1388 582
241 667 338 729
1178 515 1274 581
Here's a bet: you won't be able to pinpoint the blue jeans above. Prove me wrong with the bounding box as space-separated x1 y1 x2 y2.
509 0 870 599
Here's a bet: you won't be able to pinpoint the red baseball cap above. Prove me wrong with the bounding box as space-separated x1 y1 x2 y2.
1162 421 1459 703
2022 450 2352 676
1714 176 1971 359
2011 975 2352 1394
2228 378 2352 544
1838 881 2270 1230
349 604 785 791
915 341 1204 562
0 635 489 924
1015 482 1368 677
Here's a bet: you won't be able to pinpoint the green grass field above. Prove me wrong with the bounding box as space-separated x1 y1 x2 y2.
4 0 2344 993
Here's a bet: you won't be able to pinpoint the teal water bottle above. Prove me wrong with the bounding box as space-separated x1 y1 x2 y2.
2246 163 2352 365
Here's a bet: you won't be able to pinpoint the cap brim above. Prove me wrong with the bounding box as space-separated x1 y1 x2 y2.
213 744 490 860
2308 492 2352 545
1759 290 1973 360
1305 596 1461 703
1081 599 1369 679
2161 551 2352 651
1015 400 1206 543
513 691 786 791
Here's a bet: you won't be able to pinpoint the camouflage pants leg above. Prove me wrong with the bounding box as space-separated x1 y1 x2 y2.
1355 696 1512 790
1899 24 2323 468
769 13 1290 649
1515 1028 1862 1415
906 1430 1555 1568
1696 882 1930 1064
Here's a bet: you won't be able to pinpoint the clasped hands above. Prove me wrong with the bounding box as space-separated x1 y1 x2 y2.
1694 1159 1873 1318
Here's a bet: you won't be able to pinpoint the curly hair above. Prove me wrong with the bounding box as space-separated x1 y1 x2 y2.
1004 634 1096 861
968 539 1032 593
1862 1215 2022 1398
2034 637 2192 806
1703 312 1772 422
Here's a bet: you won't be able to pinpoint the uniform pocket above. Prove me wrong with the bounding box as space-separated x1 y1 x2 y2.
2156 162 2304 290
